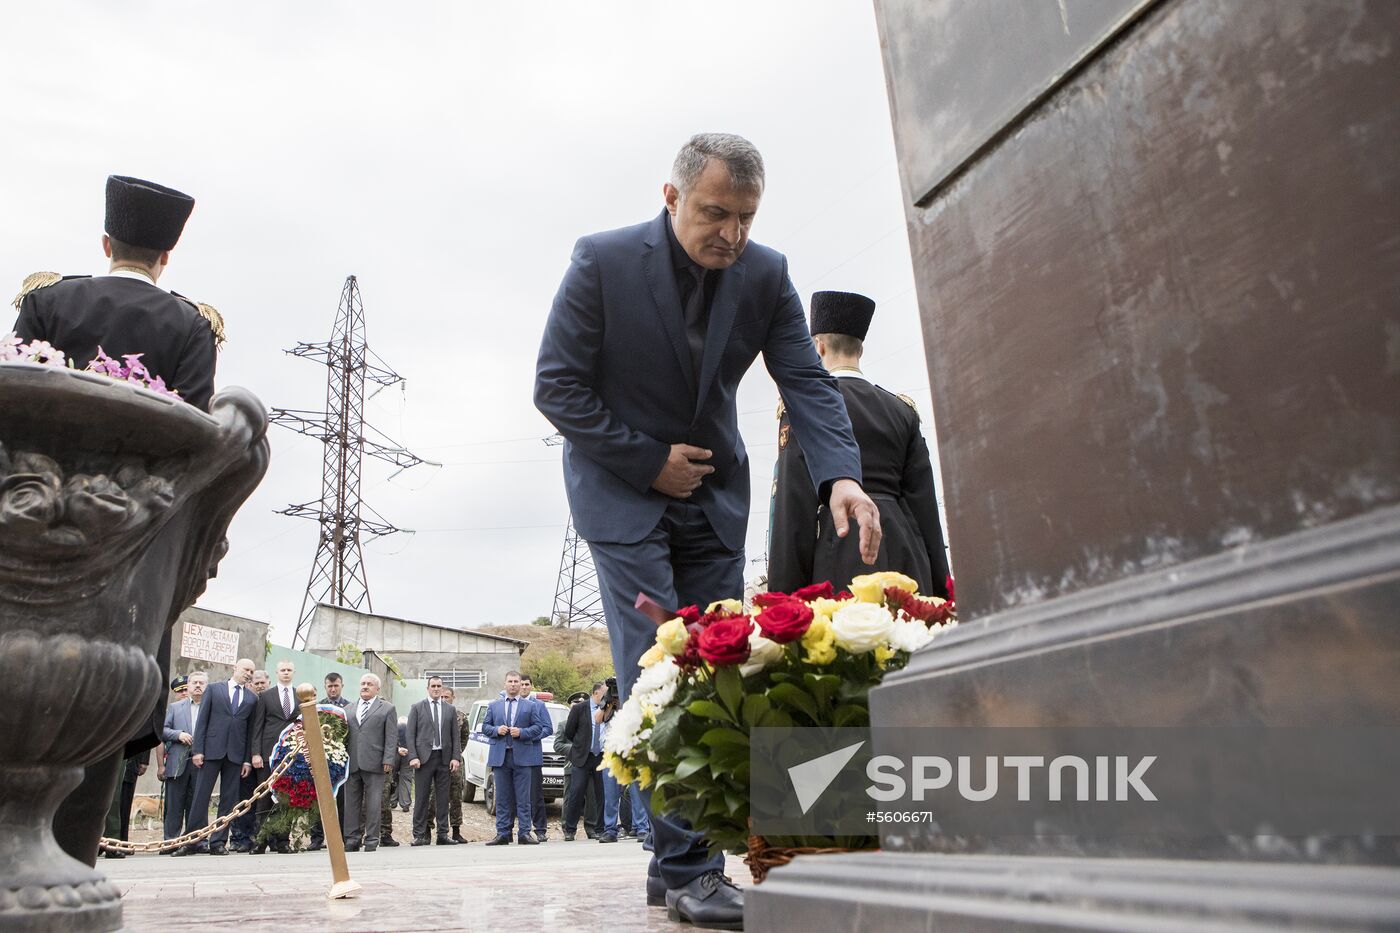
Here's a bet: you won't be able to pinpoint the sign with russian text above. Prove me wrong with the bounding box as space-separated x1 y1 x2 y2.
180 622 240 666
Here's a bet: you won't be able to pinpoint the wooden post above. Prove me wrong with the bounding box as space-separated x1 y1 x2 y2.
297 683 361 900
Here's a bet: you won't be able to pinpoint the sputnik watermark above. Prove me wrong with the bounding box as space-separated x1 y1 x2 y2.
750 726 1400 838
865 754 1157 802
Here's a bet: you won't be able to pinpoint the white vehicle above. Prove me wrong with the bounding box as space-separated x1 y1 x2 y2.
463 697 569 814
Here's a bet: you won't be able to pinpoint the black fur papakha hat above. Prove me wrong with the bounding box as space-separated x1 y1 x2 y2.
809 290 876 341
105 175 195 251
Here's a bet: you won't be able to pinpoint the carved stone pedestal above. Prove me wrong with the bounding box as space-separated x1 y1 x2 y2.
0 364 268 931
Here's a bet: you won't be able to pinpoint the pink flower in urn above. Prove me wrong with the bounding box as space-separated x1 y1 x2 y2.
0 332 23 361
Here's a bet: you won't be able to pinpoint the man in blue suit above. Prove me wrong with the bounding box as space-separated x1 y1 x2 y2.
480 671 553 846
178 657 256 855
535 133 882 929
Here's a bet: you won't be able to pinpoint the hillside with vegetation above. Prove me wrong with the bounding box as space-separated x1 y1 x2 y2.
488 622 614 698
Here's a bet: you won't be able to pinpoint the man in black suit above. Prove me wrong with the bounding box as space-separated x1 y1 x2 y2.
769 292 951 599
10 174 222 411
407 676 461 845
179 658 257 856
249 659 298 854
560 682 607 842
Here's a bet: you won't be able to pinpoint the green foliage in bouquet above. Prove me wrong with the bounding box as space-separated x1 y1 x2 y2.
603 572 956 857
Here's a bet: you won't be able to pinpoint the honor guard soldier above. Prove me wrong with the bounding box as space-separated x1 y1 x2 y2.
10 174 224 411
769 290 951 598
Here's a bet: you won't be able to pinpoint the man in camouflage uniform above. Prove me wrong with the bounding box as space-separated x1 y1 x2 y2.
425 688 470 844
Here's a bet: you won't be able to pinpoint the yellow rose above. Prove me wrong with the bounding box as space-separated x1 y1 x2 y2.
656 617 690 655
706 598 744 615
639 644 667 668
850 571 920 603
637 765 654 789
801 615 837 665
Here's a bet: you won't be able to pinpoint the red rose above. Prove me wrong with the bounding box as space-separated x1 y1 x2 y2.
696 616 753 667
791 581 836 602
755 599 814 644
676 605 702 626
751 591 791 609
945 575 956 607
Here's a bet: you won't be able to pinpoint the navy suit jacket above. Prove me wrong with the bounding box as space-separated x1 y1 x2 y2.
480 697 552 768
535 210 861 549
190 680 256 766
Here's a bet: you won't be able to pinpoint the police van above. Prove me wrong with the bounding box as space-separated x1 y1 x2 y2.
463 695 569 814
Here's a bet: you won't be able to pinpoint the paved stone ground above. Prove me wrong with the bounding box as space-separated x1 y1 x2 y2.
102 839 750 932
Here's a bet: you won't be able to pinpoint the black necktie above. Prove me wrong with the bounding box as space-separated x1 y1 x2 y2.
683 266 708 383
233 685 242 709
433 700 441 746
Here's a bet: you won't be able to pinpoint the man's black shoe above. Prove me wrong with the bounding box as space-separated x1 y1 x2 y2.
307 841 324 852
517 833 539 845
483 835 511 846
344 841 361 852
363 843 378 852
435 835 457 845
173 844 206 857
451 828 467 844
536 833 548 843
410 837 430 847
250 842 266 855
646 874 667 907
380 836 400 847
209 843 228 856
585 830 599 839
101 849 125 859
274 840 292 855
563 832 576 841
666 871 744 931
598 832 618 843
232 842 253 853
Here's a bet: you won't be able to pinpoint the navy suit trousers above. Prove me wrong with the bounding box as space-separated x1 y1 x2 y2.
587 499 745 888
187 757 244 846
492 749 534 839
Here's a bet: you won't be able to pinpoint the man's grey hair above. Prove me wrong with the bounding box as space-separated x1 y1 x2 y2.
252 669 269 679
671 133 765 196
361 672 382 688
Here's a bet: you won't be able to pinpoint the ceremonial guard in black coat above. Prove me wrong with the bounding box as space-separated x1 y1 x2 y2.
15 174 226 867
769 291 950 598
10 174 223 411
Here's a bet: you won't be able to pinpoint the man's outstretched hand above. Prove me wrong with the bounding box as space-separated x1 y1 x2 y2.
830 478 882 565
652 444 715 499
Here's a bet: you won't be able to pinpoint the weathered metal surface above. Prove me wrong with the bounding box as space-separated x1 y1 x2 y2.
897 0 1400 617
874 0 1155 205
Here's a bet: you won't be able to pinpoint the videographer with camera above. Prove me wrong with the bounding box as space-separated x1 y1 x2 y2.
560 679 617 841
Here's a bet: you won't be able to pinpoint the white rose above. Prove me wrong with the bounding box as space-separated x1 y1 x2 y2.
887 618 936 653
740 632 784 677
830 602 895 654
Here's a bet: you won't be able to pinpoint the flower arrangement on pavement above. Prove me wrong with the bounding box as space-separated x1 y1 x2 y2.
258 705 350 848
603 571 957 859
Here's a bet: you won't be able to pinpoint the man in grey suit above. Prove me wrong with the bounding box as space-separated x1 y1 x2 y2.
343 673 398 852
161 671 207 842
406 676 461 845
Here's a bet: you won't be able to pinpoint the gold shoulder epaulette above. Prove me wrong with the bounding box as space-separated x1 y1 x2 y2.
197 302 226 350
897 393 919 415
11 271 62 311
775 397 786 420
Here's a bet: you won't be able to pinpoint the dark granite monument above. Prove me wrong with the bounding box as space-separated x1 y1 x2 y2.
0 366 268 932
749 0 1400 928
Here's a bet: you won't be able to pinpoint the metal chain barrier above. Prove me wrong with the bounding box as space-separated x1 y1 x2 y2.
97 731 308 855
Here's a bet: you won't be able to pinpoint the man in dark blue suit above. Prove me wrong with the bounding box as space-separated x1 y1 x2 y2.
177 657 257 855
535 133 882 929
480 671 553 846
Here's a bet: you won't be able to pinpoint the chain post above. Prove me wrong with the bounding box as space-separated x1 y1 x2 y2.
297 683 361 899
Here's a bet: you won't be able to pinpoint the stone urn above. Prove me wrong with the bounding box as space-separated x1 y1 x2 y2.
0 363 269 932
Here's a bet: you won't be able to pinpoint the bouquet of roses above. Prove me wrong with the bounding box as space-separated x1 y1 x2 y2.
1 333 181 399
259 705 350 848
602 571 956 861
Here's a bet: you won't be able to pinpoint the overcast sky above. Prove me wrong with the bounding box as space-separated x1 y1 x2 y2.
2 1 939 645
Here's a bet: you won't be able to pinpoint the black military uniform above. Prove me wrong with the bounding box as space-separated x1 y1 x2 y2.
10 175 223 412
768 291 950 598
27 175 224 868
